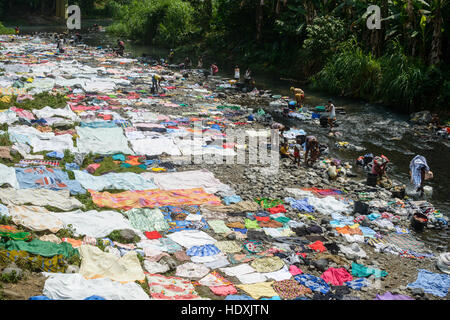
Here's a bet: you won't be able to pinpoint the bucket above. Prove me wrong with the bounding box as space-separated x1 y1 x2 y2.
410 212 428 231
366 173 378 187
423 186 433 197
354 201 369 215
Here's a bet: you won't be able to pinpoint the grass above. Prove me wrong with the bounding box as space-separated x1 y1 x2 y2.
0 270 22 283
55 224 77 239
0 92 67 111
0 134 12 146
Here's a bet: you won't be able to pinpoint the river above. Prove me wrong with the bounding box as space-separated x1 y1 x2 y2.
19 20 449 250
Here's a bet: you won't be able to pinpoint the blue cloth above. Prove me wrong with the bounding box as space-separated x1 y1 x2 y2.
84 295 106 300
15 166 85 195
285 197 314 213
407 269 450 297
409 155 429 188
367 213 381 221
261 296 281 300
223 195 242 205
294 274 330 294
359 226 377 238
345 278 371 290
46 151 64 159
186 244 221 257
31 118 47 125
29 295 52 300
112 154 126 161
65 163 80 171
232 228 247 234
210 124 221 130
0 204 9 217
225 295 255 300
80 121 117 128
248 115 254 121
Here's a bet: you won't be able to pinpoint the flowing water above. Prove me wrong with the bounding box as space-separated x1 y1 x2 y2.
20 20 449 250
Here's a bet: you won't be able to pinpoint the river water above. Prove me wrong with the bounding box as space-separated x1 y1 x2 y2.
19 20 449 250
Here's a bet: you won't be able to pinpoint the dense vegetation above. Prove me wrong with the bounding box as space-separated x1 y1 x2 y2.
0 0 448 113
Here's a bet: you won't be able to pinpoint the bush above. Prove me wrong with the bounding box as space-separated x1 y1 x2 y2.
0 22 14 35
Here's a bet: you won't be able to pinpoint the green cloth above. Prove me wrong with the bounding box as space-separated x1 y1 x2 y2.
254 198 283 209
207 220 232 234
217 105 240 110
125 208 169 232
315 106 326 112
0 231 31 241
351 262 388 278
273 216 291 224
3 239 78 258
245 219 261 229
257 108 265 115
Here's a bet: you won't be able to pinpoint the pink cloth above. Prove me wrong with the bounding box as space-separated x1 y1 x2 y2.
210 285 237 296
87 163 101 173
289 265 303 276
11 107 35 120
321 267 353 286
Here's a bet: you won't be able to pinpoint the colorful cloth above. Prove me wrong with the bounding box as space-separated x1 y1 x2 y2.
124 208 169 232
285 198 315 213
0 225 32 241
385 233 426 252
15 166 84 195
407 269 450 297
2 239 78 258
89 188 222 210
245 218 261 230
254 198 283 209
146 273 200 300
308 241 327 253
160 206 209 233
268 205 286 214
236 281 277 299
186 244 221 257
374 292 414 300
351 262 388 278
144 231 162 239
321 267 353 286
250 256 284 273
243 240 265 253
199 271 233 287
216 241 242 253
0 249 67 273
210 285 237 296
294 274 330 294
344 278 371 290
273 279 312 300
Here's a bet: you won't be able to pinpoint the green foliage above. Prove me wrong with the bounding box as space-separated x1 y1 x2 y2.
0 22 13 35
107 230 140 244
0 270 22 283
0 216 12 226
56 224 77 239
0 92 67 111
0 133 11 146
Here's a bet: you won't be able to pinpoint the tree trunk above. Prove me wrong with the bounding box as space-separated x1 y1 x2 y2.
430 6 442 65
256 0 264 42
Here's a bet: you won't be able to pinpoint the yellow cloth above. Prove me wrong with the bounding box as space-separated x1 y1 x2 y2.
79 245 145 283
236 282 277 299
280 146 289 156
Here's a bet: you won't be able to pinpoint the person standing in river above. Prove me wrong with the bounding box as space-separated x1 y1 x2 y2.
244 68 252 86
409 155 433 195
326 99 336 129
234 65 240 81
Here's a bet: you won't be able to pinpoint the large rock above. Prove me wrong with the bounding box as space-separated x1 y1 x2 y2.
312 259 329 272
119 229 138 243
410 111 432 124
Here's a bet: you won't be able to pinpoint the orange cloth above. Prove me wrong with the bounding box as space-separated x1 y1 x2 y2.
335 225 363 235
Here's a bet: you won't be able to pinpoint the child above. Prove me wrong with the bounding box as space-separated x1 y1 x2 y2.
280 141 292 160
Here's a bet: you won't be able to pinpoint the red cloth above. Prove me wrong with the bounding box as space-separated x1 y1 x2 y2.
321 267 353 286
289 265 303 276
86 163 100 174
255 216 270 222
308 241 326 253
268 204 286 214
145 231 162 239
210 285 237 296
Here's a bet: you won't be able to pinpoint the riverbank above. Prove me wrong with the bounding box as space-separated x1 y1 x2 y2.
0 34 448 301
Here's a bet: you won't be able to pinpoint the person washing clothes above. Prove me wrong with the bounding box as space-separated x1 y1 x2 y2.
152 74 163 93
15 26 20 35
234 66 240 81
304 135 320 166
280 141 294 161
168 49 174 64
371 155 391 188
326 100 336 129
290 87 304 105
115 39 125 56
409 155 433 195
244 68 252 86
210 63 219 76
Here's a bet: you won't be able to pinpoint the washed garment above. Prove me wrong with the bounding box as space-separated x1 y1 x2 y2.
294 274 330 294
199 271 233 287
187 244 221 257
142 169 230 194
321 267 353 286
236 282 277 299
208 220 232 234
76 126 134 155
9 206 64 233
160 205 208 233
216 241 242 253
0 225 31 241
15 166 84 195
243 240 265 253
0 188 82 211
146 273 201 300
385 233 426 252
259 220 283 228
90 188 222 210
245 219 261 229
306 196 352 216
174 250 191 262
308 241 327 253
124 208 169 233
374 292 414 300
344 278 372 290
176 262 210 279
223 195 242 205
74 170 157 191
225 295 254 300
39 234 62 244
262 266 292 281
315 252 349 266
255 198 283 209
351 262 388 278
289 265 303 276
55 209 135 238
145 231 162 239
167 230 217 248
409 155 429 188
33 105 78 121
130 137 181 156
3 239 77 258
79 245 145 282
202 201 260 214
203 256 230 269
268 205 286 214
0 163 20 188
273 279 312 300
342 234 365 243
42 273 149 300
407 269 450 297
336 225 363 235
339 243 367 259
0 249 67 273
285 198 315 213
8 125 74 153
143 260 169 274
137 237 182 253
220 263 256 277
359 226 377 238
251 256 284 273
237 272 268 284
210 285 237 296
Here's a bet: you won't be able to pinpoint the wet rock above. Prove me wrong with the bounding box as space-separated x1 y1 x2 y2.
312 259 329 272
119 229 138 243
410 288 424 296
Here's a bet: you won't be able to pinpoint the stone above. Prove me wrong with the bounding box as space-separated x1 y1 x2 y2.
312 259 329 272
410 288 424 296
2 265 23 279
119 229 138 243
226 233 236 240
65 265 79 274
